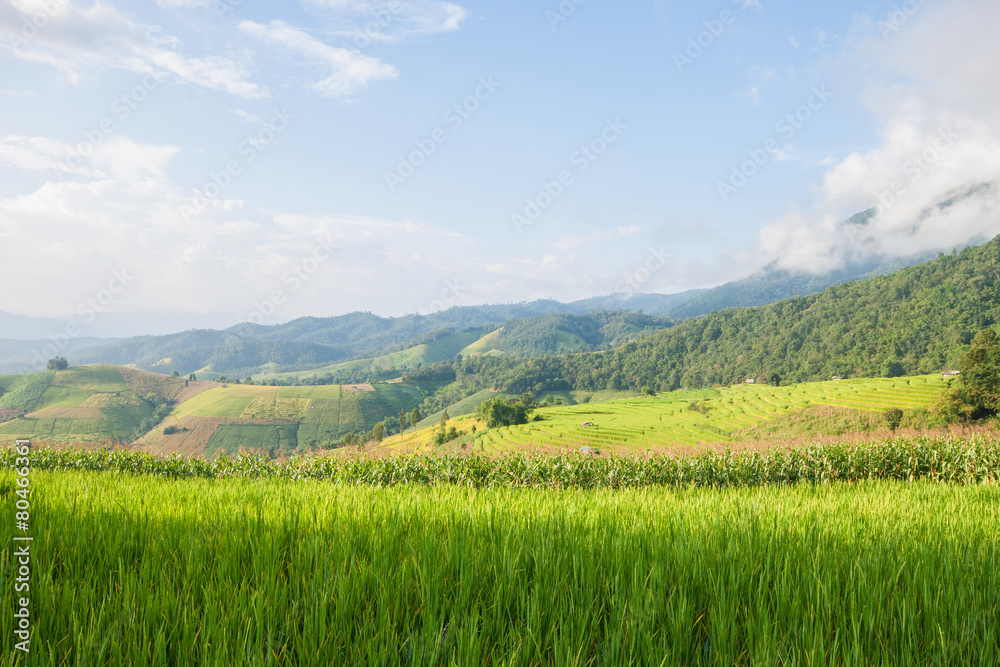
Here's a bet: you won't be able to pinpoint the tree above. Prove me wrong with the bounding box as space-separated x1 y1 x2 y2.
46 357 68 371
399 409 408 431
410 407 422 427
441 410 450 423
372 422 385 442
343 433 356 446
882 360 905 378
476 397 532 428
171 371 179 378
188 373 197 381
884 408 903 432
958 328 1000 416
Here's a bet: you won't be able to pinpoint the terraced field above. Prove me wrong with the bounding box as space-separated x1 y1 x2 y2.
481 375 950 453
0 365 182 443
143 380 426 453
376 375 953 456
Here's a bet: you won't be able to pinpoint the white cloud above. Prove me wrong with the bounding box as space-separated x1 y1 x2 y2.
755 0 1000 273
304 0 470 44
240 20 397 98
0 1 265 98
0 134 496 319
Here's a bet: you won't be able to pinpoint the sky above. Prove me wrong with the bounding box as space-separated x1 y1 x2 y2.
1 0 999 333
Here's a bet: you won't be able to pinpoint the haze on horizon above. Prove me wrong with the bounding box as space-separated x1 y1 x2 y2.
1 0 999 331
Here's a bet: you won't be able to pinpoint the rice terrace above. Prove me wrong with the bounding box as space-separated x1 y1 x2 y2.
5 0 1000 664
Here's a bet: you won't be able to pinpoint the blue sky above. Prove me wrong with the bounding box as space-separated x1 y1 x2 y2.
1 0 999 332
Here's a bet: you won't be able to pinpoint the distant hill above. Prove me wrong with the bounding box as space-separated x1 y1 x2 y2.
664 253 937 320
257 312 672 382
0 365 428 455
433 236 1000 395
0 365 206 443
1 205 972 378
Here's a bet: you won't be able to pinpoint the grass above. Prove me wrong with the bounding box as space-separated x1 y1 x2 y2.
32 386 93 410
1 461 997 665
471 375 953 455
417 390 512 427
170 383 423 448
204 423 300 457
257 331 486 381
458 326 502 356
0 372 53 411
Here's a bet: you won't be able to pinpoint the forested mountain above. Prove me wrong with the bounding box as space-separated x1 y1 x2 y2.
60 310 672 379
663 254 936 319
483 312 669 356
413 238 1000 396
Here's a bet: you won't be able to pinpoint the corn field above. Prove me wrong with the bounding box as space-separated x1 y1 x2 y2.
4 434 1000 489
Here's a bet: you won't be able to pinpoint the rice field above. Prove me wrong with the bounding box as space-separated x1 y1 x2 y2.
1 457 997 665
170 383 423 448
476 375 951 454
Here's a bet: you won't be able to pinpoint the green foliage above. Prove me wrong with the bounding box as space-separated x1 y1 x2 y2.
884 408 904 432
433 420 460 445
958 328 1000 416
47 356 69 371
421 239 1000 394
882 360 905 378
476 397 532 428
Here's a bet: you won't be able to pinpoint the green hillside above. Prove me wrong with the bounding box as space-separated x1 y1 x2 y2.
0 365 427 454
378 375 953 456
255 329 486 381
424 237 1000 396
0 366 191 443
144 379 426 455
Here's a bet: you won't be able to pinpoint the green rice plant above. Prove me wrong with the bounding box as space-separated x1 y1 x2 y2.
0 471 996 665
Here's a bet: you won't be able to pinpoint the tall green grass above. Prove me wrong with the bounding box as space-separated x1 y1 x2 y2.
0 473 997 665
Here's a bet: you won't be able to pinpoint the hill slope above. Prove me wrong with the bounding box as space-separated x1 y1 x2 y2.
0 366 212 443
433 237 1000 395
370 375 952 456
